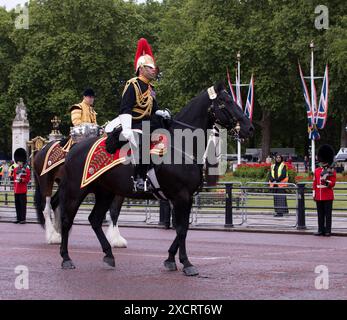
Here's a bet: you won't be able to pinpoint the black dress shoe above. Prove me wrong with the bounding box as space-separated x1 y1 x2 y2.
19 221 26 224
13 221 20 224
324 232 331 237
314 232 324 236
274 214 283 217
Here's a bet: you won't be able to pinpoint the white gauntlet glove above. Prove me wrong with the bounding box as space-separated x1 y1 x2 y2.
119 114 137 148
155 109 171 120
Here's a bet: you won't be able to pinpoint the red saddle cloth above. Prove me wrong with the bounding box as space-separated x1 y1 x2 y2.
40 141 67 176
81 134 168 188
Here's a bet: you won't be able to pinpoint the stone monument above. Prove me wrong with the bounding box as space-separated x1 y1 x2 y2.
12 98 30 159
48 116 63 141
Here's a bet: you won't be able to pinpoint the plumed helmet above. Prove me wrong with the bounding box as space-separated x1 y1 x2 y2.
83 88 95 97
14 148 27 163
134 38 156 73
317 144 335 165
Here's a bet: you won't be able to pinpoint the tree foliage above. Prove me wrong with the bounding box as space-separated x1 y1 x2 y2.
0 0 345 157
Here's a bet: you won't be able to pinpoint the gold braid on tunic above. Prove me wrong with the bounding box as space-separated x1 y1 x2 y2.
122 77 153 120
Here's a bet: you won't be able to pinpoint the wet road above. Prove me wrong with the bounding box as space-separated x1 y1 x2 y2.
0 222 346 300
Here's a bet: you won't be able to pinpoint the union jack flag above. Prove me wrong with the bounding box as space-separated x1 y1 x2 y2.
316 65 329 129
235 75 243 110
244 75 254 121
298 63 314 128
226 67 237 103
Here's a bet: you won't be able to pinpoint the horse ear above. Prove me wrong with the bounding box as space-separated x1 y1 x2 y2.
214 81 225 93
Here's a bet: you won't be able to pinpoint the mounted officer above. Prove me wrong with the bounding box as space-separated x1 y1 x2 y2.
68 88 102 145
118 38 170 192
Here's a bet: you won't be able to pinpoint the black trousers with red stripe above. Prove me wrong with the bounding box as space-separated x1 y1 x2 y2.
15 193 27 222
316 200 333 234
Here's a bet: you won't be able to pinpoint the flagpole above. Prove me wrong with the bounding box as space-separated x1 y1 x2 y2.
310 41 316 173
237 51 241 165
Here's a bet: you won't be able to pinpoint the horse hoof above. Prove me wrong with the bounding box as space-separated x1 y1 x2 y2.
103 256 115 268
111 238 128 248
164 260 177 271
48 232 62 245
62 260 76 270
183 266 199 276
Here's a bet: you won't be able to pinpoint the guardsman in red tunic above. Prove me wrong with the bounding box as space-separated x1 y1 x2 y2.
13 148 31 224
313 145 336 236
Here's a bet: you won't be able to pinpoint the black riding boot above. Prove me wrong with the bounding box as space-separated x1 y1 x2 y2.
133 138 150 192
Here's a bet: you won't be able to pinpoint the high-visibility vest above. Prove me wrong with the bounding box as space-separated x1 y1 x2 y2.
269 162 289 188
9 164 18 177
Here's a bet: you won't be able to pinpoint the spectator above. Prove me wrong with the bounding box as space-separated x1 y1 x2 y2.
13 149 31 224
159 200 176 229
304 155 309 173
3 162 9 184
9 161 17 181
265 155 272 164
313 145 336 237
268 154 289 217
287 156 293 165
0 162 3 183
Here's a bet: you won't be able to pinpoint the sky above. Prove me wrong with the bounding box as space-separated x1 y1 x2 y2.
0 0 28 10
0 0 154 10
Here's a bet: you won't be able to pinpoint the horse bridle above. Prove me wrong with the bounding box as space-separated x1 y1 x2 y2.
207 86 239 136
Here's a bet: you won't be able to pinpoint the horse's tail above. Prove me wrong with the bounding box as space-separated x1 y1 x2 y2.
34 172 46 227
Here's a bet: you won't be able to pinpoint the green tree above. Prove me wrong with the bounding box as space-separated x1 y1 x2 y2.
0 7 18 156
8 0 142 139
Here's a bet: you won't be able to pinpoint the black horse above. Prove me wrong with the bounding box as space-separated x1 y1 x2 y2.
58 83 254 276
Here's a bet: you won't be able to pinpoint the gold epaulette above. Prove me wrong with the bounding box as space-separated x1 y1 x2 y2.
122 78 138 97
69 104 82 112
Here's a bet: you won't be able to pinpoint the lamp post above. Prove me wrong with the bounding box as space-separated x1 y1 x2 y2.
309 40 316 173
235 122 241 165
236 52 242 165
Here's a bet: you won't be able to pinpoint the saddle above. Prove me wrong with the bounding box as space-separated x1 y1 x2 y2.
82 133 168 199
105 126 127 154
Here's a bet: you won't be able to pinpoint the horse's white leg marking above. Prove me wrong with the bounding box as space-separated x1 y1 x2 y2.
44 196 61 244
106 223 127 248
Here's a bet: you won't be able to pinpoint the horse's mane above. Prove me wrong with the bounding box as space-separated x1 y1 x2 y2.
174 90 209 123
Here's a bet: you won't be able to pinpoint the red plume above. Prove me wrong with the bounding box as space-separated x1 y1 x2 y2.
134 38 155 71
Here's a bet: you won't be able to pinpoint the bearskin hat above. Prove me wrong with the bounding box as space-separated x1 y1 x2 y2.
317 144 335 165
134 38 156 73
14 148 27 163
83 88 95 97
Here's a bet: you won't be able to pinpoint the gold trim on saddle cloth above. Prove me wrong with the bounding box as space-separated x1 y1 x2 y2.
40 141 67 176
80 137 127 189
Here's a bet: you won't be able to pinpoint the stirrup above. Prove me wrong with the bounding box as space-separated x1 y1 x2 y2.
131 176 145 192
131 176 152 193
136 178 145 191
